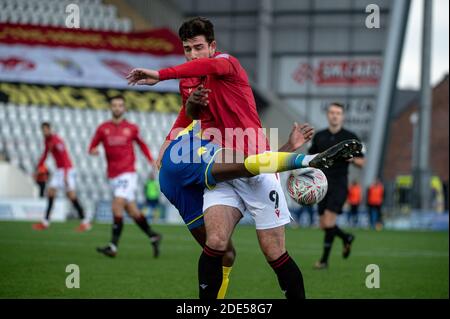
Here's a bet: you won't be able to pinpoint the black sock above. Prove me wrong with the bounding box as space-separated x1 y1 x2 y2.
133 214 158 239
320 227 336 264
111 216 123 247
198 245 225 299
45 197 54 220
71 198 85 220
334 225 350 242
269 251 306 299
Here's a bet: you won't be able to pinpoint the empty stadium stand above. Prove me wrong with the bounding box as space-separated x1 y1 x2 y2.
0 102 178 212
0 0 179 215
0 0 133 32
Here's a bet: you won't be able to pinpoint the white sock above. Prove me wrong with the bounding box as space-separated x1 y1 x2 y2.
42 219 49 227
301 154 317 167
109 243 117 252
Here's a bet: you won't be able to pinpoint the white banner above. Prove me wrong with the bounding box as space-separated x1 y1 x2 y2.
0 198 68 222
0 44 184 92
278 56 382 95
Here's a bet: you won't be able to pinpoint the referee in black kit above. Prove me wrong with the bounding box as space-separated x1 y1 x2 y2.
309 102 365 269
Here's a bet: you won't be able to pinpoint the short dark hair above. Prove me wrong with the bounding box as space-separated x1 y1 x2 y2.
108 94 125 103
328 102 345 112
178 17 215 44
41 122 51 129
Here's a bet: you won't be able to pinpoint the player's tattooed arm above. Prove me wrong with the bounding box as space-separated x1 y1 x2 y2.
186 85 211 119
278 122 314 152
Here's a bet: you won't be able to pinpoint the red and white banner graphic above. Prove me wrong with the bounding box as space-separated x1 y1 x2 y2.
0 24 185 91
278 56 383 95
0 23 184 55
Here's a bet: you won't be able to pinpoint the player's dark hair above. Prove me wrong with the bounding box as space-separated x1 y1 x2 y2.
178 17 215 44
108 94 125 103
41 122 51 129
328 102 345 112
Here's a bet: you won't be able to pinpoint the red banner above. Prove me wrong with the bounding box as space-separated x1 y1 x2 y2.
291 59 382 86
315 60 381 85
0 23 184 55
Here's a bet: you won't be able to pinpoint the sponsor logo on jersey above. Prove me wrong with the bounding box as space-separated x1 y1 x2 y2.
123 128 131 136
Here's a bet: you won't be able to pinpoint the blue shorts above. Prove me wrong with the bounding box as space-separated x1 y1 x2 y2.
159 126 221 230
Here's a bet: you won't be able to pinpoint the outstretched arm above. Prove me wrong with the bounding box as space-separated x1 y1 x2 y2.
126 57 233 86
159 57 233 80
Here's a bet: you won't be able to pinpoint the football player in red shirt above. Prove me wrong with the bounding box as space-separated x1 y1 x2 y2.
89 95 162 258
32 122 91 232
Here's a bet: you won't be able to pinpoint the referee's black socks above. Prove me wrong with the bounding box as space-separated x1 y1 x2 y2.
333 225 350 241
269 251 306 299
320 227 337 264
198 245 225 299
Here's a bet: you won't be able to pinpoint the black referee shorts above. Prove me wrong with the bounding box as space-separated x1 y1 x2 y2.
318 179 348 216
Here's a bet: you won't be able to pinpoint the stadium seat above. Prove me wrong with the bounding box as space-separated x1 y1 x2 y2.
0 101 177 205
0 0 129 32
110 20 120 32
104 4 117 19
0 106 6 122
0 11 7 23
120 18 133 32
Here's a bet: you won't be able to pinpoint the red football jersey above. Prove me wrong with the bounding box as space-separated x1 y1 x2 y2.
37 134 73 174
89 120 153 178
161 52 269 155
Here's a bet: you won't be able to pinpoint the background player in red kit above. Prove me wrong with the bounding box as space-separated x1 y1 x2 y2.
32 122 91 232
89 95 162 258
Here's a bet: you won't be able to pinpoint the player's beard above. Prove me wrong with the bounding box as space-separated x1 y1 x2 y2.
112 112 124 120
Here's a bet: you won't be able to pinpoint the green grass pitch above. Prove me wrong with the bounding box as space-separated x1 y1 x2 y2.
0 221 448 298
